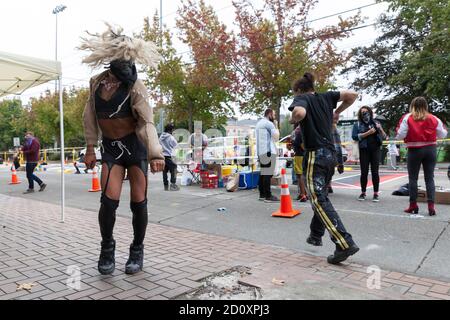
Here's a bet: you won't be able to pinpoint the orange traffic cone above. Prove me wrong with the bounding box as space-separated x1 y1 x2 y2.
88 167 101 192
9 166 21 185
272 168 301 218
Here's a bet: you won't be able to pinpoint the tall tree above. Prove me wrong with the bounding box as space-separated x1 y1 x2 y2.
139 10 236 132
0 99 27 150
232 0 362 122
174 0 361 122
25 87 88 148
343 0 450 131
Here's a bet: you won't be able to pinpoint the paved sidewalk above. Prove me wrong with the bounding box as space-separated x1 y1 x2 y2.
0 194 449 300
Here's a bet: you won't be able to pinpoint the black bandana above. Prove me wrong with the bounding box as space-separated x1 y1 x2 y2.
109 59 137 86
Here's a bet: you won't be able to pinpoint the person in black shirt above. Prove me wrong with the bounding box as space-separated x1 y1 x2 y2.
289 73 359 264
352 106 387 202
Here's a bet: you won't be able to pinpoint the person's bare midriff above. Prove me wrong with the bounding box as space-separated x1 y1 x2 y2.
98 118 136 140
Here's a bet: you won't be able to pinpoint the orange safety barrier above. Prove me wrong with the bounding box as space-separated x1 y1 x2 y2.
88 167 101 192
272 168 301 218
9 167 21 185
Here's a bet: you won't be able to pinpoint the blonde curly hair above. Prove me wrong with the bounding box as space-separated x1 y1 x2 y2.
78 22 161 69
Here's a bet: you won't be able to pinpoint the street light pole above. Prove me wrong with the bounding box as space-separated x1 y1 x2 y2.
159 0 164 132
160 0 163 32
53 5 66 93
52 4 67 223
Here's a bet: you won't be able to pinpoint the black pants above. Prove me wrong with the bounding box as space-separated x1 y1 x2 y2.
26 163 43 189
305 148 355 251
163 156 177 186
407 146 437 203
258 153 277 199
359 147 380 193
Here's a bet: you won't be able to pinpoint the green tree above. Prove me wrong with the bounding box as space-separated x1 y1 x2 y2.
280 116 293 139
0 99 27 150
343 0 450 131
27 87 88 148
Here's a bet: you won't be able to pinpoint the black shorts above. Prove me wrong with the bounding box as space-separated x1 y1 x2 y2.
100 132 148 170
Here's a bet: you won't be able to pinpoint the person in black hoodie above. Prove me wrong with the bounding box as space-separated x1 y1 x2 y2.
352 106 387 202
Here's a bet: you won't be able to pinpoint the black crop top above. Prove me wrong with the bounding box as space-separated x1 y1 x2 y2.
95 85 133 119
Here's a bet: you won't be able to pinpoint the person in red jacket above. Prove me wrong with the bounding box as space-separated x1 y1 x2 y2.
396 97 448 216
21 132 47 194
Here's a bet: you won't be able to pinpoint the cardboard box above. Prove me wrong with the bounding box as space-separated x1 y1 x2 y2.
417 187 450 205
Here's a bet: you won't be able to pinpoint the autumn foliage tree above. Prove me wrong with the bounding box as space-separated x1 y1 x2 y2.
176 0 362 122
139 7 237 132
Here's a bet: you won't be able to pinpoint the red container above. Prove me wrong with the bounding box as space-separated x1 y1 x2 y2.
201 173 218 189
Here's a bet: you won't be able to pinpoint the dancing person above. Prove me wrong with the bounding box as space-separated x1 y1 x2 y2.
80 23 165 275
289 72 359 264
396 97 447 216
352 106 387 202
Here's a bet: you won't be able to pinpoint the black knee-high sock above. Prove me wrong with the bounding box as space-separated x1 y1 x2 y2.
99 194 119 242
130 200 148 246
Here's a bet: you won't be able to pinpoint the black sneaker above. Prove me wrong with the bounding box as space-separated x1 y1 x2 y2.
23 189 35 194
327 245 360 265
39 183 47 192
98 240 115 275
125 244 144 275
259 195 266 201
164 185 169 191
358 193 366 201
372 194 380 202
170 183 180 191
264 195 280 203
306 236 323 247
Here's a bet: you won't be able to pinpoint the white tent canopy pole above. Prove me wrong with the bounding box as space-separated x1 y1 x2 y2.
0 51 64 222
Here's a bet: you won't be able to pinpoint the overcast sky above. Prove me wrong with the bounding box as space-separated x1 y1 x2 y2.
1 0 389 118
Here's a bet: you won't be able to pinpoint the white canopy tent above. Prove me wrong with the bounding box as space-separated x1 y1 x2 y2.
0 51 66 222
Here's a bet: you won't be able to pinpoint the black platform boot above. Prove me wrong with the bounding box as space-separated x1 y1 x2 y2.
125 200 148 274
98 240 116 275
125 243 144 274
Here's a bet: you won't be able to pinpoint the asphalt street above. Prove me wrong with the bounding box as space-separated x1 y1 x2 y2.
1 164 449 281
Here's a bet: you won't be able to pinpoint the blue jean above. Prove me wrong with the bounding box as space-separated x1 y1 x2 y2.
26 163 43 189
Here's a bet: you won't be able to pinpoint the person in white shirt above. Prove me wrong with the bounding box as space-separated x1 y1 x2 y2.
255 109 280 202
159 124 180 191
